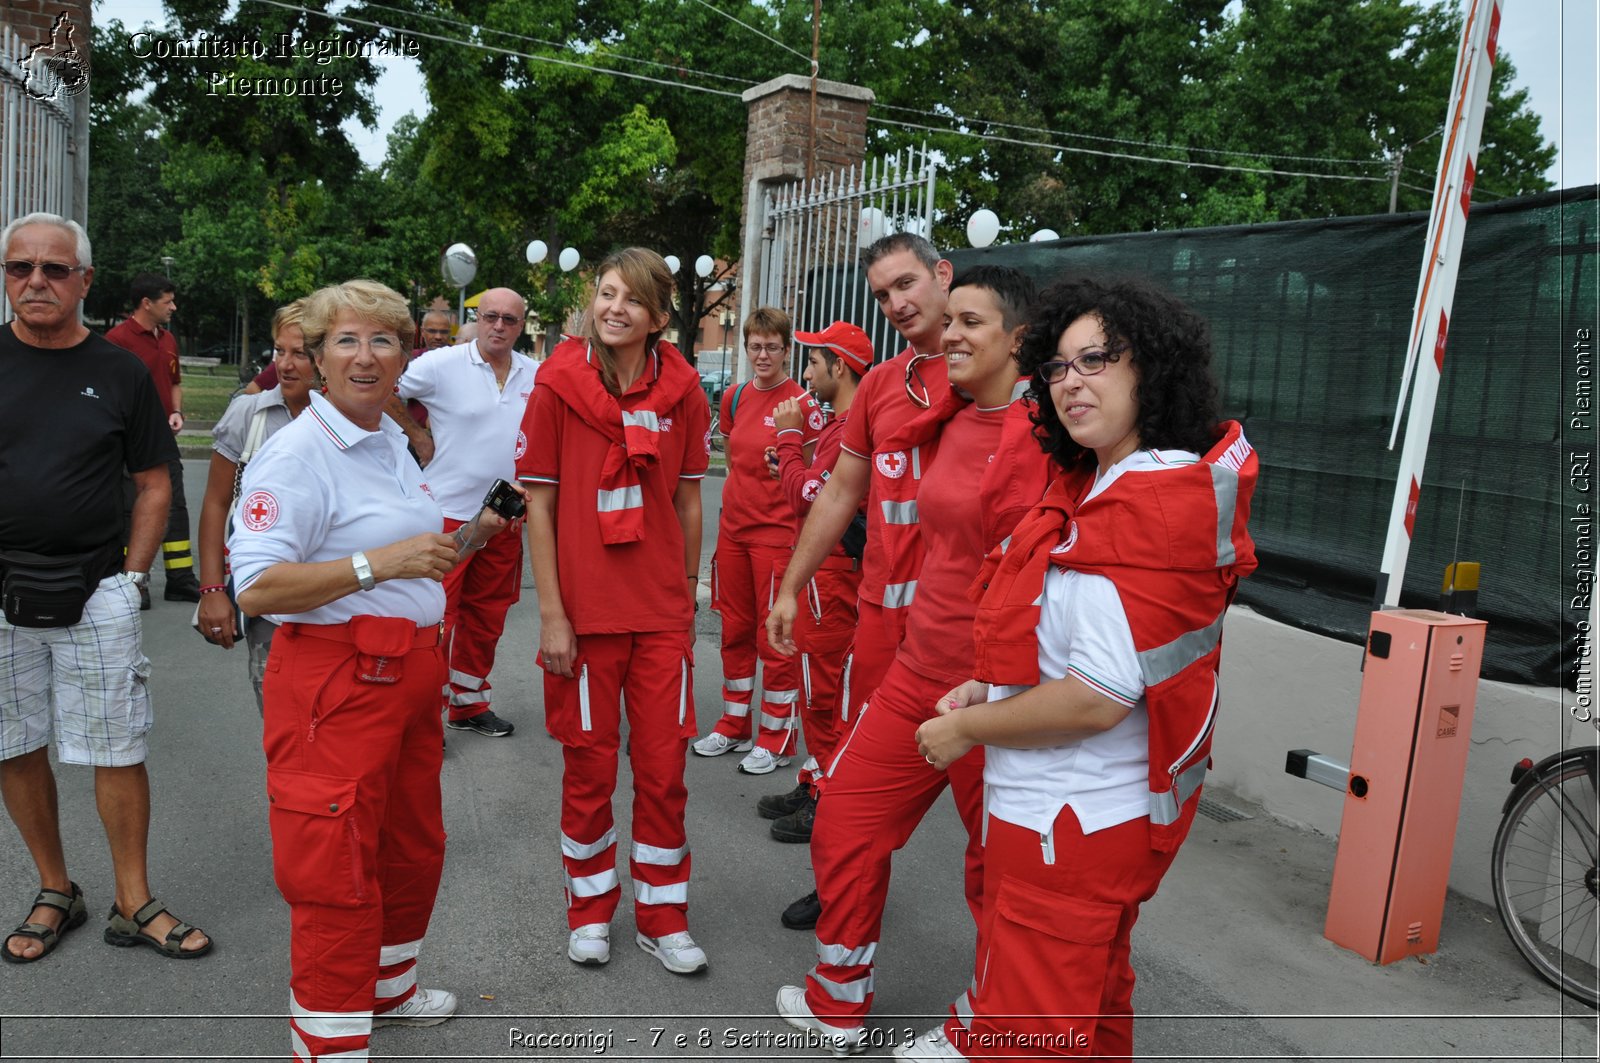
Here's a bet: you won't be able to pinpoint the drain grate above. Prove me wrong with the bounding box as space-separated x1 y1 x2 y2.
1196 795 1254 823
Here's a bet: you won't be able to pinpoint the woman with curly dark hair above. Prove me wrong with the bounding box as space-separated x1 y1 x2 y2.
904 277 1259 1062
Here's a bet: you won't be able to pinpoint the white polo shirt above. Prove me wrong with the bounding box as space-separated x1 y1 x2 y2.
397 341 538 520
228 391 447 626
983 448 1202 837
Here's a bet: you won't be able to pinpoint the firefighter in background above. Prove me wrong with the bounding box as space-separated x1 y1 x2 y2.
693 307 820 776
906 276 1259 1062
230 280 521 1061
758 322 873 847
518 248 712 976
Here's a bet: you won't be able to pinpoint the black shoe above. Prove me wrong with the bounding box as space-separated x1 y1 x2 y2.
446 709 514 737
757 782 810 821
770 793 817 844
138 584 151 611
163 580 201 603
781 889 821 931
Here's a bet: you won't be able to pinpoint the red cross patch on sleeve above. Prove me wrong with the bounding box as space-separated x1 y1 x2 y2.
241 490 280 532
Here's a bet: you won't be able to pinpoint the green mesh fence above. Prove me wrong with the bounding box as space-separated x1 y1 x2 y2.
941 188 1596 687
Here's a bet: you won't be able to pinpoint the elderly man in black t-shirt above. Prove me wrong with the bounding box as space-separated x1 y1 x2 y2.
0 213 211 964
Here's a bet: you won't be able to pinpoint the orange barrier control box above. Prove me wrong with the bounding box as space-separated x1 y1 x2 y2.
1324 608 1487 964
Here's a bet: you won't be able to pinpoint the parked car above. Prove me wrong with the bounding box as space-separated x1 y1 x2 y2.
699 368 733 405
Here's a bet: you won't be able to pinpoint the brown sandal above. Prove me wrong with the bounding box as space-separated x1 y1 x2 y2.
103 898 212 959
2 882 87 964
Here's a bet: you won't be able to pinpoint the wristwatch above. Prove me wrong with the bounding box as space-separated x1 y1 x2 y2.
126 571 149 588
351 551 376 591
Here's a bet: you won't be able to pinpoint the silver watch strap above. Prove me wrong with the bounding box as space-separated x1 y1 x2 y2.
351 551 376 591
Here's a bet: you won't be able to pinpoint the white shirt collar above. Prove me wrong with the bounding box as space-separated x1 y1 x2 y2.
304 390 396 452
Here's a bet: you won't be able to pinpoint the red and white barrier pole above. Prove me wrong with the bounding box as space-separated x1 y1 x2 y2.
1375 0 1501 607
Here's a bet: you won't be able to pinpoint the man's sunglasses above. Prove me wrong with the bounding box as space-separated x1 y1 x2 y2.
3 260 89 281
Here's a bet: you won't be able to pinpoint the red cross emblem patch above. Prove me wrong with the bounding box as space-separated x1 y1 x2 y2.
875 451 908 479
514 429 528 460
242 490 280 532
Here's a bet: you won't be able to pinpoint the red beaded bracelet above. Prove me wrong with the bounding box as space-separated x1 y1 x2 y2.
199 585 227 595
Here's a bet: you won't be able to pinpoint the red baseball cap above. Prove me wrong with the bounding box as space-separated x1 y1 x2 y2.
792 321 874 376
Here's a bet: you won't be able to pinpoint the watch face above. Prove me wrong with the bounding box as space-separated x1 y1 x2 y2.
127 572 149 587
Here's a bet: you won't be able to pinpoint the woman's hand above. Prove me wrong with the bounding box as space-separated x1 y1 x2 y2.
916 713 975 772
197 592 239 649
914 680 989 771
367 533 459 583
540 613 578 678
936 679 990 714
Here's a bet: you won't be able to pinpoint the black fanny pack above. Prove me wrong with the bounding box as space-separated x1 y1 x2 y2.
839 512 867 561
0 544 119 629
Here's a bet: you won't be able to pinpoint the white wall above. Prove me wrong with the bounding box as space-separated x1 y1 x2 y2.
1212 605 1592 907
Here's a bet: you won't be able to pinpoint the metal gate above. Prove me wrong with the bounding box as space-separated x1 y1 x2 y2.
755 144 938 376
1 22 82 323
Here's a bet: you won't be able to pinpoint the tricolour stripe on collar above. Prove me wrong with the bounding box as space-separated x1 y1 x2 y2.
307 401 355 450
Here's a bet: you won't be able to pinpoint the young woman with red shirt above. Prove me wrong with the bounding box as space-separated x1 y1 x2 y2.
518 248 712 976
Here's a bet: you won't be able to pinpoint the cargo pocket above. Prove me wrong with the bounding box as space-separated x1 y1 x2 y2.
708 555 722 612
677 640 697 738
544 658 596 746
968 875 1122 1056
265 768 364 908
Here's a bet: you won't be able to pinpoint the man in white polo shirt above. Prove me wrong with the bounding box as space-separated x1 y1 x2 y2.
389 287 537 737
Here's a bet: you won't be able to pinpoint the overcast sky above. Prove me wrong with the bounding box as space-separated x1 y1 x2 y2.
98 0 1599 190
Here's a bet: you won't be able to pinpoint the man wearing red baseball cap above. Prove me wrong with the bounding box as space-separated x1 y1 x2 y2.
759 322 873 847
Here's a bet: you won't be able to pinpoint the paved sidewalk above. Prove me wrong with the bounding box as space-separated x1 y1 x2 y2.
0 461 1594 1061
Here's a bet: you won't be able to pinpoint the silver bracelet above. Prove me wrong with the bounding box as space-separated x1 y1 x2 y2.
351 551 376 591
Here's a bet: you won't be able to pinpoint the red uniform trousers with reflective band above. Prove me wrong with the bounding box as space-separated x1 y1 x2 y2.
846 598 902 721
709 539 801 754
792 562 860 790
262 621 447 1063
544 631 697 937
805 658 985 1025
941 807 1188 1062
440 516 523 722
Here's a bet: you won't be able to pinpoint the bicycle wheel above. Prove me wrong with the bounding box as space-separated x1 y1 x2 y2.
1491 756 1600 1008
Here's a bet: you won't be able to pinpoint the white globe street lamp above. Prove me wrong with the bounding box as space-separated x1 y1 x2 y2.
965 209 1000 249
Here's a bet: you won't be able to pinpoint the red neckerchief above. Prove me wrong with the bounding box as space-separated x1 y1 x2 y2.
970 421 1260 686
536 337 700 544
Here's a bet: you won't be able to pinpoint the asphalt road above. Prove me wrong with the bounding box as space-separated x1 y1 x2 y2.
0 461 1594 1061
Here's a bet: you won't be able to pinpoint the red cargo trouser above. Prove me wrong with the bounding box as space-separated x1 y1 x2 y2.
804 657 986 1027
792 560 861 789
544 631 697 937
263 619 447 1063
710 540 801 754
440 516 523 722
845 598 902 720
941 807 1189 1062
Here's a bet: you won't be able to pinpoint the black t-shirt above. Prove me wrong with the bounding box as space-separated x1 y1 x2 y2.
0 323 178 555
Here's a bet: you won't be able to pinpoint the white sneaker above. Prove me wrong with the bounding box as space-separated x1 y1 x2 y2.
737 747 792 775
567 922 611 966
691 732 754 757
893 1027 966 1060
635 930 708 974
372 986 457 1028
776 984 867 1057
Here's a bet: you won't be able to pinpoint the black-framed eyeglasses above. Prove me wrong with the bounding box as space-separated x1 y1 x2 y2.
745 342 786 356
1035 349 1122 384
479 311 522 327
904 352 938 409
3 260 88 281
